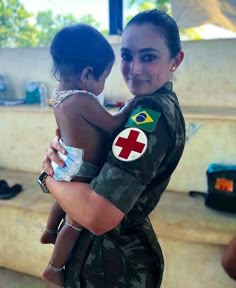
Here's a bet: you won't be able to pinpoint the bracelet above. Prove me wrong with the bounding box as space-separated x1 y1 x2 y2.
43 227 58 234
65 222 83 232
37 171 50 193
48 262 64 272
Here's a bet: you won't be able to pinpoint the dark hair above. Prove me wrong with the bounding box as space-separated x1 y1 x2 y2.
50 23 115 80
125 9 181 58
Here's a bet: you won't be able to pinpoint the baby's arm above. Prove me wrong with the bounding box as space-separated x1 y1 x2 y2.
80 94 134 134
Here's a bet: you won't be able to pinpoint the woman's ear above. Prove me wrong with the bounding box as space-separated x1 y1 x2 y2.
81 66 94 83
171 51 184 72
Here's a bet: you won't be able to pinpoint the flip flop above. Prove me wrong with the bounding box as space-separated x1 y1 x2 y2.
0 182 23 200
0 180 8 188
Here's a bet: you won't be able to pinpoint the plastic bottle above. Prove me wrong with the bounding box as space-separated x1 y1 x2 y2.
39 83 49 107
0 75 7 100
25 81 40 104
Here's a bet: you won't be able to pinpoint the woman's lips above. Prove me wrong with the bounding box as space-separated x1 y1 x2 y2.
128 78 148 86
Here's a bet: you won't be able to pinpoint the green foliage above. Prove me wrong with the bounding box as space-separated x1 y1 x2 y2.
128 0 170 13
0 0 37 47
127 0 202 40
35 11 78 47
180 28 202 41
0 0 107 48
125 0 171 26
79 14 101 28
35 11 104 47
0 0 202 47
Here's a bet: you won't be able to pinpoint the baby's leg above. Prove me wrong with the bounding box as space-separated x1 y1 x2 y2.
40 201 66 244
42 215 83 287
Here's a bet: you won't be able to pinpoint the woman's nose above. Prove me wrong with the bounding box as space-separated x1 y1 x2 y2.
129 58 142 75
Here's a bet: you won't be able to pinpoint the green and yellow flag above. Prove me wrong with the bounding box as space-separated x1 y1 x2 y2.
125 107 161 132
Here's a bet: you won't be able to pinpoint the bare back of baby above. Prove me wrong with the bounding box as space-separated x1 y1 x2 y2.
53 91 133 180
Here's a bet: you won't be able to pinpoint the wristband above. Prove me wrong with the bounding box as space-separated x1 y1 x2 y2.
37 171 50 193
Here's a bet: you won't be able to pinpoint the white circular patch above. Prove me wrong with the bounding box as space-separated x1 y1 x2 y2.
112 127 148 162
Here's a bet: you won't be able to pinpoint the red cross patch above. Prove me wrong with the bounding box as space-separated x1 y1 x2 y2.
112 127 148 162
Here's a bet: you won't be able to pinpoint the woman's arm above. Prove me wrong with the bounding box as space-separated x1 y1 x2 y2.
45 176 124 235
42 130 125 234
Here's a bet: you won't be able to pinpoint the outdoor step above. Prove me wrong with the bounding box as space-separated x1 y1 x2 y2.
0 267 53 288
0 168 53 278
0 105 235 194
0 168 235 287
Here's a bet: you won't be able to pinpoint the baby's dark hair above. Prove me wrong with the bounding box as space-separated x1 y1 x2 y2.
50 23 115 80
125 9 181 58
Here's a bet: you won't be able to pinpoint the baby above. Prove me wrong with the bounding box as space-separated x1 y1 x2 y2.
38 23 133 287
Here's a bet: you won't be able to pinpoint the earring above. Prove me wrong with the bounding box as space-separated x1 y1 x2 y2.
171 66 176 72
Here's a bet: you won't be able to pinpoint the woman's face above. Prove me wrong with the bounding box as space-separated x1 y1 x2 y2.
121 23 176 96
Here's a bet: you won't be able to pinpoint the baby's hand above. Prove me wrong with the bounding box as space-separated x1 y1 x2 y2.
120 98 135 114
42 128 67 176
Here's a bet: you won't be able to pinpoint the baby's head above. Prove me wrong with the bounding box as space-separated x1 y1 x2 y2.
50 23 115 95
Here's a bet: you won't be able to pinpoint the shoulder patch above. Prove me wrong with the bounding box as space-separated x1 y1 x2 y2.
112 127 148 162
125 107 161 132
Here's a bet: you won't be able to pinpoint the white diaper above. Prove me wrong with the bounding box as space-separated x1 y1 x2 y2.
52 139 98 182
52 140 83 182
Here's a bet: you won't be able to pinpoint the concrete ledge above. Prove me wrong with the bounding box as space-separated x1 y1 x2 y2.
0 168 54 277
0 267 53 288
150 189 236 245
0 168 236 287
1 105 236 194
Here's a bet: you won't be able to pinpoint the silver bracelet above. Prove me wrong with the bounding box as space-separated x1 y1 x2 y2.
65 222 83 232
42 226 58 233
48 262 64 272
44 228 58 234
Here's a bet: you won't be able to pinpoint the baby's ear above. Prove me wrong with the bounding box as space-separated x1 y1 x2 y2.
81 66 94 82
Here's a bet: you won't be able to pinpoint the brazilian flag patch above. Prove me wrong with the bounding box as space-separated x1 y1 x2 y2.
125 107 161 132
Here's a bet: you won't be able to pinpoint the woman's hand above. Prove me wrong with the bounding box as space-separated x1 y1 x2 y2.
42 128 67 176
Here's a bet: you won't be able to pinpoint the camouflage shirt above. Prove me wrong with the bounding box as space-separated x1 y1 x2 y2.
64 82 186 288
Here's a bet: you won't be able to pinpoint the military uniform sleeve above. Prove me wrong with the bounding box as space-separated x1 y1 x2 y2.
90 105 172 214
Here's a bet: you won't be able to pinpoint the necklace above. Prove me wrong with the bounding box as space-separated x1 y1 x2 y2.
51 89 96 107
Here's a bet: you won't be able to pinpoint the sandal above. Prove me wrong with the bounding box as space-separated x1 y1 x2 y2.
0 180 8 188
0 180 22 200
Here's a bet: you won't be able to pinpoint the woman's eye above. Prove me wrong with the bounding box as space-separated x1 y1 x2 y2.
121 53 132 62
142 54 156 62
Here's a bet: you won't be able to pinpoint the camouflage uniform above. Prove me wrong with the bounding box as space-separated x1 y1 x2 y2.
64 82 186 288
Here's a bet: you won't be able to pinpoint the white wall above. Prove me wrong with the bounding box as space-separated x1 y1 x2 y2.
0 38 236 108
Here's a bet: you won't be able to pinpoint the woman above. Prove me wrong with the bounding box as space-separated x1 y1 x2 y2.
42 9 185 288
